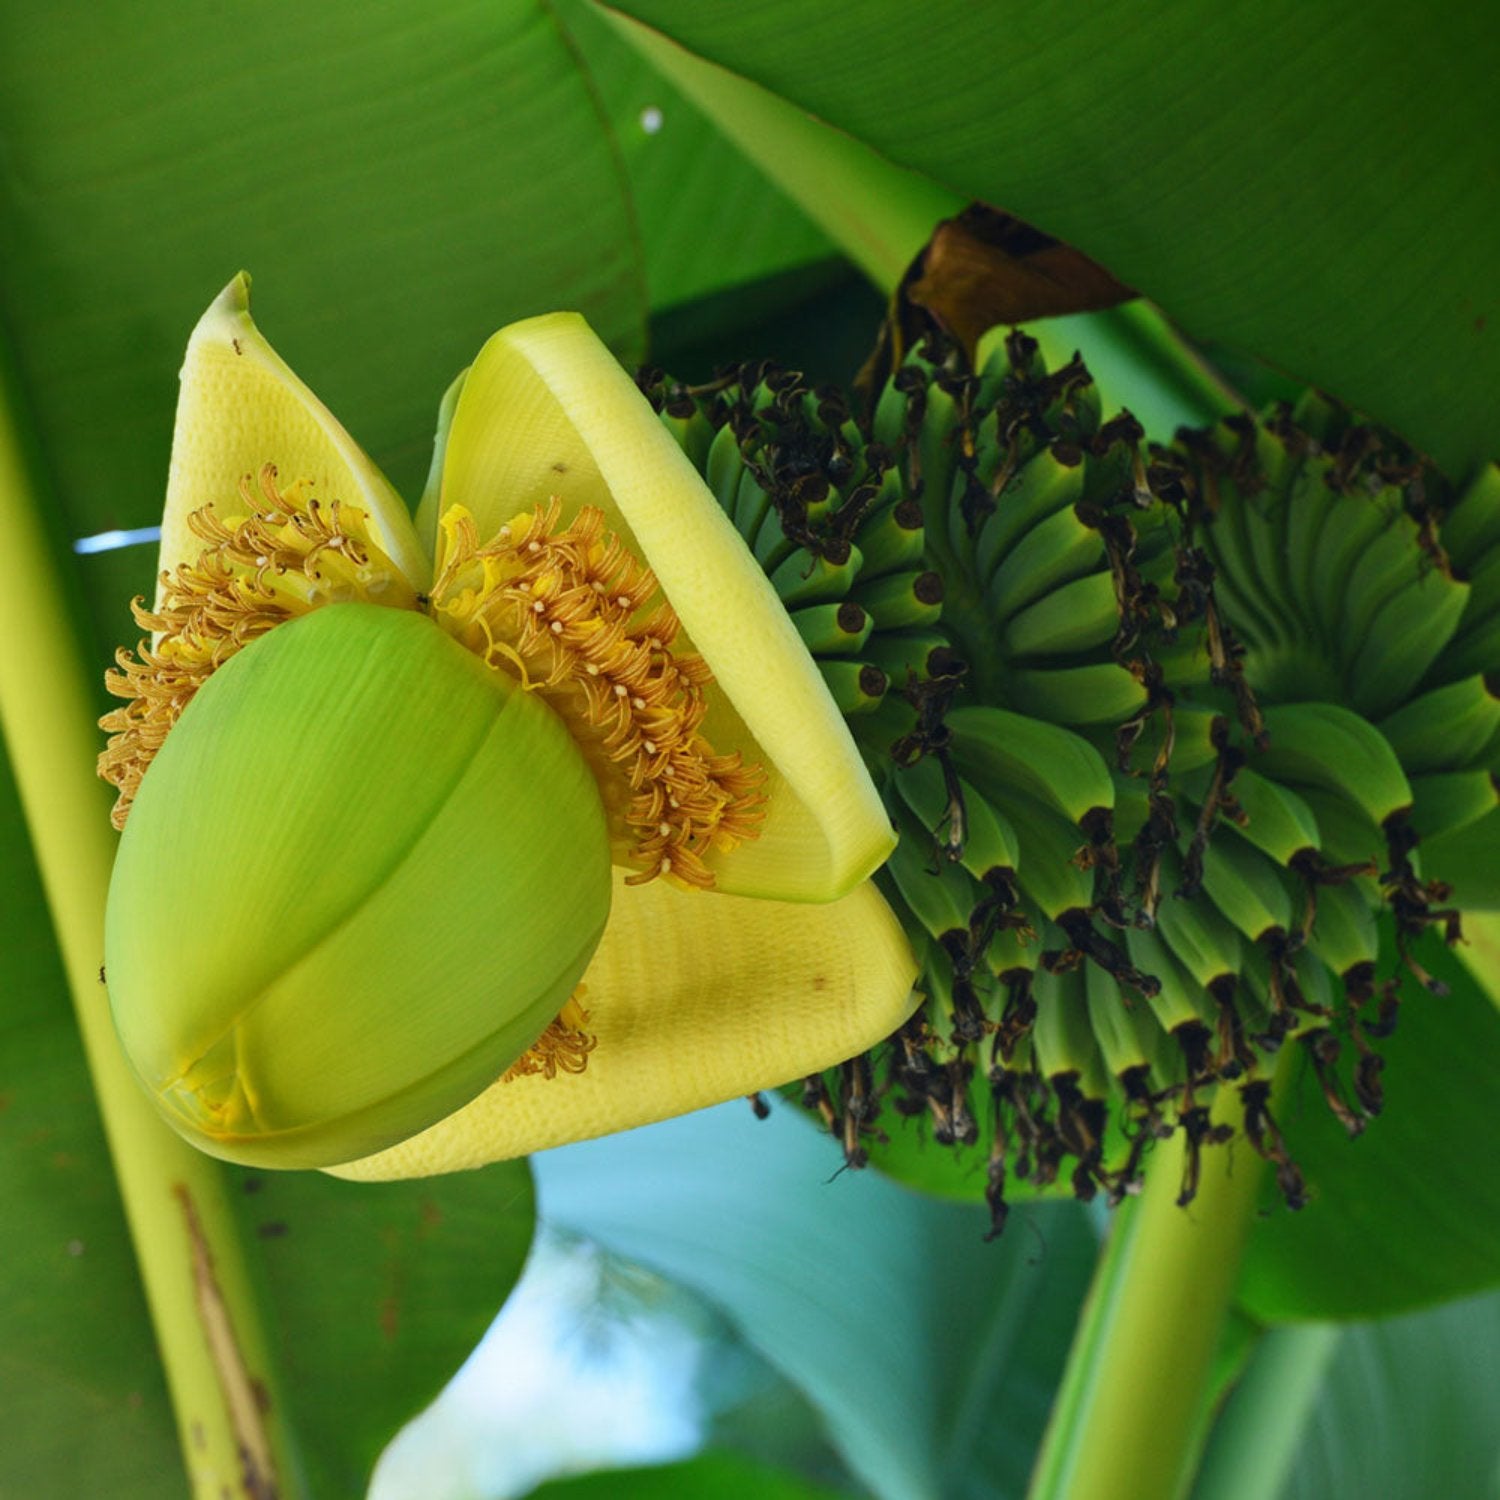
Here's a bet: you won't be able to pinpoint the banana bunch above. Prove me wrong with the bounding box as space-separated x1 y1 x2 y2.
637 335 1498 1236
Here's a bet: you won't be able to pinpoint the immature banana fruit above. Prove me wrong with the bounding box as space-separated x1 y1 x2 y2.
639 333 1496 1234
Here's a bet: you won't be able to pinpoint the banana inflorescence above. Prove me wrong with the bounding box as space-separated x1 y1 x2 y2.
639 333 1497 1236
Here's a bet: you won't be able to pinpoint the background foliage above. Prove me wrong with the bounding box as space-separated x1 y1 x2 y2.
1 3 1495 1497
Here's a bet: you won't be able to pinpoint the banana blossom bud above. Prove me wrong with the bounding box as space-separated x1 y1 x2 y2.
100 275 917 1172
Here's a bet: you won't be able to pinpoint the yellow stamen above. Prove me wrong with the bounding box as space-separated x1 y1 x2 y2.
500 994 596 1082
97 465 415 828
430 500 767 890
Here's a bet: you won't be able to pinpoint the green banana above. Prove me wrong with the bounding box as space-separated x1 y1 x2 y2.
1125 922 1216 1036
1283 459 1343 632
1109 773 1151 847
1197 830 1295 942
704 418 745 510
1303 875 1379 979
1005 662 1148 727
1337 512 1431 652
1002 570 1120 657
817 660 889 716
791 600 873 656
1032 958 1111 1102
1221 768 1321 865
1441 593 1500 682
946 704 1115 824
1082 961 1173 1086
1152 705 1230 778
1155 848 1244 988
1408 770 1499 840
861 630 954 686
1440 462 1500 570
854 493 926 577
914 377 964 557
987 507 1104 619
984 918 1037 983
1254 701 1412 825
770 543 865 609
751 495 794 571
1309 486 1404 658
1345 569 1470 718
1378 674 1500 773
1199 484 1294 653
871 367 915 450
654 397 714 474
1292 785 1386 870
732 461 772 543
971 446 1086 582
892 754 1021 879
853 568 945 629
884 803 977 945
984 790 1094 920
955 780 1023 883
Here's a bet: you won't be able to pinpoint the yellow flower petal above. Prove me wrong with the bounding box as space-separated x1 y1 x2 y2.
159 273 429 592
423 311 896 903
327 872 919 1179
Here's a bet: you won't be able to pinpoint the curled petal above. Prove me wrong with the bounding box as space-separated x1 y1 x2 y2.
422 312 896 902
160 273 429 592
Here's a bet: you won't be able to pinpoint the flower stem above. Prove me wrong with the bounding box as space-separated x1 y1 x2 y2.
1027 1072 1282 1500
0 352 304 1497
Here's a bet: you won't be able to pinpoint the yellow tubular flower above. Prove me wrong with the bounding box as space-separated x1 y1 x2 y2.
99 274 916 1172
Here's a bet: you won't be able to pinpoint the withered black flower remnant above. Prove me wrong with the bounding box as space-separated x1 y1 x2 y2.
640 331 1497 1236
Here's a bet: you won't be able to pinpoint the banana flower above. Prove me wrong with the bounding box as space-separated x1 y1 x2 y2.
99 275 917 1176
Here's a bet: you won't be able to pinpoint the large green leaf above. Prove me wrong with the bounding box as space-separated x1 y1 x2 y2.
0 748 182 1496
613 2 1499 476
556 0 833 319
230 1164 534 1497
0 734 536 1496
0 1 645 608
537 1103 1099 1500
1239 933 1500 1321
1194 1292 1500 1500
1276 1292 1500 1500
528 1452 848 1498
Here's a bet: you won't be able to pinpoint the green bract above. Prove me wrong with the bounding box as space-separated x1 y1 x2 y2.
105 604 611 1168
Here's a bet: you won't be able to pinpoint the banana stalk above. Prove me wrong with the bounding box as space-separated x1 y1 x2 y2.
1027 1060 1288 1500
0 351 303 1496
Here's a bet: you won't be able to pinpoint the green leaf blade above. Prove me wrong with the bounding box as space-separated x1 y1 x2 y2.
615 2 1499 474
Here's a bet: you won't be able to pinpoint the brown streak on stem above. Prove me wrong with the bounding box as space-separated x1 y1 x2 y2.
174 1185 280 1500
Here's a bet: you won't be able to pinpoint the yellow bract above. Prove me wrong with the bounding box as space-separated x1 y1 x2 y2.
163 276 430 598
420 315 898 902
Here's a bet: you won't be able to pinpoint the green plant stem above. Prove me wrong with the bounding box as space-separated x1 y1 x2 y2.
605 6 964 289
1027 1067 1287 1500
0 353 304 1497
608 9 1240 439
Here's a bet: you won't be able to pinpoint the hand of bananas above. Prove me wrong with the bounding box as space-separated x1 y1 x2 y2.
639 331 1497 1236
